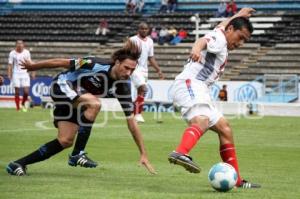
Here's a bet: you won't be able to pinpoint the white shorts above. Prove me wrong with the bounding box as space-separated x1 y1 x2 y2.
170 79 223 127
131 70 148 88
12 75 30 88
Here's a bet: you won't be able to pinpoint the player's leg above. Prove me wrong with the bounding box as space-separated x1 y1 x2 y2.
12 76 21 110
134 84 147 122
21 86 29 112
169 107 209 173
68 93 100 168
7 121 79 176
210 117 261 188
131 70 147 123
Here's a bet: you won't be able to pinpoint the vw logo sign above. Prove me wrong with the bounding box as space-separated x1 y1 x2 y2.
210 84 221 100
236 84 257 102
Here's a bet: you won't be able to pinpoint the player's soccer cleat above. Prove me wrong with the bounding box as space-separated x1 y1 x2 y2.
68 152 98 168
21 105 28 112
237 179 261 189
168 151 201 173
135 114 145 123
6 162 27 176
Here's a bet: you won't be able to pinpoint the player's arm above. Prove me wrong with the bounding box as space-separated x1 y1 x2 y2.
126 116 156 174
190 38 208 62
20 58 71 71
27 51 36 79
7 64 13 80
148 57 164 79
190 7 255 62
217 7 255 29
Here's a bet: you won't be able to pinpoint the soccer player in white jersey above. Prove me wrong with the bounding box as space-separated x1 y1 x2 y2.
168 8 261 189
130 22 164 123
8 40 35 112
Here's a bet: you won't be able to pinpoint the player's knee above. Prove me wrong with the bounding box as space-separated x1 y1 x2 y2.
220 125 233 140
138 85 147 96
58 138 73 148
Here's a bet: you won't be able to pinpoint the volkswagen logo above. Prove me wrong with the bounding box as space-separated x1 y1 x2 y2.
236 84 257 102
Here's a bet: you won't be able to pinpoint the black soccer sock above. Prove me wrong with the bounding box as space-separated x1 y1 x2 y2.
71 126 92 156
15 139 64 167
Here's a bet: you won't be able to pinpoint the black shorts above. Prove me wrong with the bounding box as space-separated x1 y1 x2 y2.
51 82 82 128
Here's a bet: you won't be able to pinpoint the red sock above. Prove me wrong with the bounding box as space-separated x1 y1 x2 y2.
22 93 28 106
220 143 242 186
15 95 20 110
134 95 144 115
176 124 204 155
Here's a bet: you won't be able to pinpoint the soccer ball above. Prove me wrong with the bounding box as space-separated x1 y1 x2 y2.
208 162 237 192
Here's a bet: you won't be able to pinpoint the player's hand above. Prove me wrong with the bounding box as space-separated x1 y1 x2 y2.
139 154 157 174
0 75 4 86
237 8 256 18
158 71 165 80
190 51 202 63
20 59 36 71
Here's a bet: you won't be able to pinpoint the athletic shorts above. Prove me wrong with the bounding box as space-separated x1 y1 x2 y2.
50 81 83 128
170 79 223 127
12 75 30 88
131 69 148 88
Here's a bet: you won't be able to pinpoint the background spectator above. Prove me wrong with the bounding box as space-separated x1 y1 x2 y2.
126 0 136 14
158 27 169 45
170 28 187 45
150 27 158 43
167 26 177 42
134 0 144 13
95 19 109 36
167 0 177 13
216 0 227 17
218 85 228 101
226 0 237 17
159 0 168 13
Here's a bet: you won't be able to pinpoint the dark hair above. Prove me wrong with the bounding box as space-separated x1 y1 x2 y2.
138 22 149 29
226 17 253 33
111 40 141 63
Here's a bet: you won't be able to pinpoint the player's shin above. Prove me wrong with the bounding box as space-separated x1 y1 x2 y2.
72 126 92 156
134 95 144 115
176 124 204 155
15 139 64 166
219 143 242 186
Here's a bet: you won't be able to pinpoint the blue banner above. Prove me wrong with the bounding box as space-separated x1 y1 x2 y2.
0 76 52 105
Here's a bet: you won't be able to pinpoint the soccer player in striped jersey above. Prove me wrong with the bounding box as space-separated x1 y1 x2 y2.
168 8 261 189
6 41 156 176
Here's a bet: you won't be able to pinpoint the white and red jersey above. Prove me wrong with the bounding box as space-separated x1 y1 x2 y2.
130 35 154 73
8 49 31 77
176 26 228 87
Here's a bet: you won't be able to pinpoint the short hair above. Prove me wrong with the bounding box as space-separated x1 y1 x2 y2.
16 40 24 44
138 22 149 29
226 17 253 34
111 40 141 63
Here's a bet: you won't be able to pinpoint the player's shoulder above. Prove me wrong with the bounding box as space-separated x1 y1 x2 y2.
9 49 16 55
146 36 154 45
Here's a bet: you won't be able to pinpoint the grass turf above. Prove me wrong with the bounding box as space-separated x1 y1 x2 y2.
0 108 300 199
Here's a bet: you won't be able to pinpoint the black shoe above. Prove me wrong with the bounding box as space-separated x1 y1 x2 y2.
237 179 261 189
68 152 98 168
6 162 27 176
168 151 201 173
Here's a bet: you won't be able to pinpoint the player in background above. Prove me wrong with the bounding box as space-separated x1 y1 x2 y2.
8 40 35 112
6 41 156 176
130 22 164 123
168 8 261 188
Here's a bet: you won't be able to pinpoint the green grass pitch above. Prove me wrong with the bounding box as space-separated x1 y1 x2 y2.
0 108 300 199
